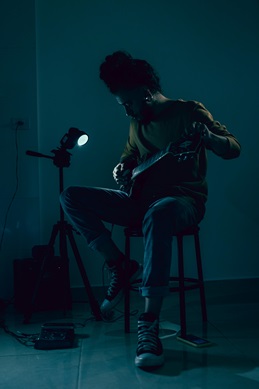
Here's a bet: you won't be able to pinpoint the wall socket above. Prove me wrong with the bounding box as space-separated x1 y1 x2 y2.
10 117 30 130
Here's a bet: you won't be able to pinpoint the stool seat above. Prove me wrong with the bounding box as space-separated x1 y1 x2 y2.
123 224 207 336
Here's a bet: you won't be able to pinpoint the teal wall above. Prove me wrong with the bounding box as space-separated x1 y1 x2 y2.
0 0 258 297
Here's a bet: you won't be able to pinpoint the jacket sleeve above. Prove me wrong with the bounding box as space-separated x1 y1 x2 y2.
192 102 241 159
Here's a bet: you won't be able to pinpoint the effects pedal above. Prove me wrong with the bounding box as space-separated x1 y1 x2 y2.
34 322 75 350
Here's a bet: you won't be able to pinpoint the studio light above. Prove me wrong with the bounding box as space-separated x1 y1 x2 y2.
60 127 89 150
25 126 101 323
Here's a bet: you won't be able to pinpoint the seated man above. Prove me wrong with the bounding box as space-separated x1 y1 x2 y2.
60 50 241 368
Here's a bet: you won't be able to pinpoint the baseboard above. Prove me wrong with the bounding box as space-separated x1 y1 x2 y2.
71 278 259 304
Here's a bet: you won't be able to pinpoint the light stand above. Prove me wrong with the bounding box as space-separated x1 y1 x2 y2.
24 134 102 323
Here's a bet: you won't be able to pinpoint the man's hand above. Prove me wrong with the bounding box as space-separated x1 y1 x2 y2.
187 121 229 155
186 121 212 147
113 163 132 186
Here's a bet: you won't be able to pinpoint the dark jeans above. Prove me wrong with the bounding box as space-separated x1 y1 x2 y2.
60 186 204 297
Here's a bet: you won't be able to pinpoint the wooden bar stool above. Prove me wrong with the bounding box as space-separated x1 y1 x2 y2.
124 225 207 337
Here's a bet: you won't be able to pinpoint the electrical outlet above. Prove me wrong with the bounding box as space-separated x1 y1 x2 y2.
10 117 30 130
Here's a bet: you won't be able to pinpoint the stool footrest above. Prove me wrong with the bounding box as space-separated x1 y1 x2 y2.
169 276 204 291
129 277 204 292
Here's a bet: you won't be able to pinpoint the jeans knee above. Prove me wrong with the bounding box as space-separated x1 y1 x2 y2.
143 197 198 235
59 186 75 209
143 206 168 233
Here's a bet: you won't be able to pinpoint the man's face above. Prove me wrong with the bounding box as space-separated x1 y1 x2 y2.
115 87 153 124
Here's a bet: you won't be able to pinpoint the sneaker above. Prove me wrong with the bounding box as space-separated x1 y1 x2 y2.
135 312 164 368
100 259 142 314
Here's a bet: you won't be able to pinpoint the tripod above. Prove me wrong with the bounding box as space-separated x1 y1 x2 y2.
24 147 102 323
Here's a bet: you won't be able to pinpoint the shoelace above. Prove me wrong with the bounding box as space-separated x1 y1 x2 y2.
137 319 160 354
106 265 123 298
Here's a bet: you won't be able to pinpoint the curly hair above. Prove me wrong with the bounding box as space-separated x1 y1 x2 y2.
99 50 162 94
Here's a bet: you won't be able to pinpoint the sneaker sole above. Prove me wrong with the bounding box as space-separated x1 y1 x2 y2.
135 353 164 368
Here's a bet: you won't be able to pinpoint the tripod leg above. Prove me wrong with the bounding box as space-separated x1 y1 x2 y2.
66 226 102 321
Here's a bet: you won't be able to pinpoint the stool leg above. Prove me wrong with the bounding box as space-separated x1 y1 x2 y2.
124 235 131 333
194 232 208 322
177 235 187 338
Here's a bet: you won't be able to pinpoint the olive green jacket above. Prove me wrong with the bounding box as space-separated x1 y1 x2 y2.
120 99 241 211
